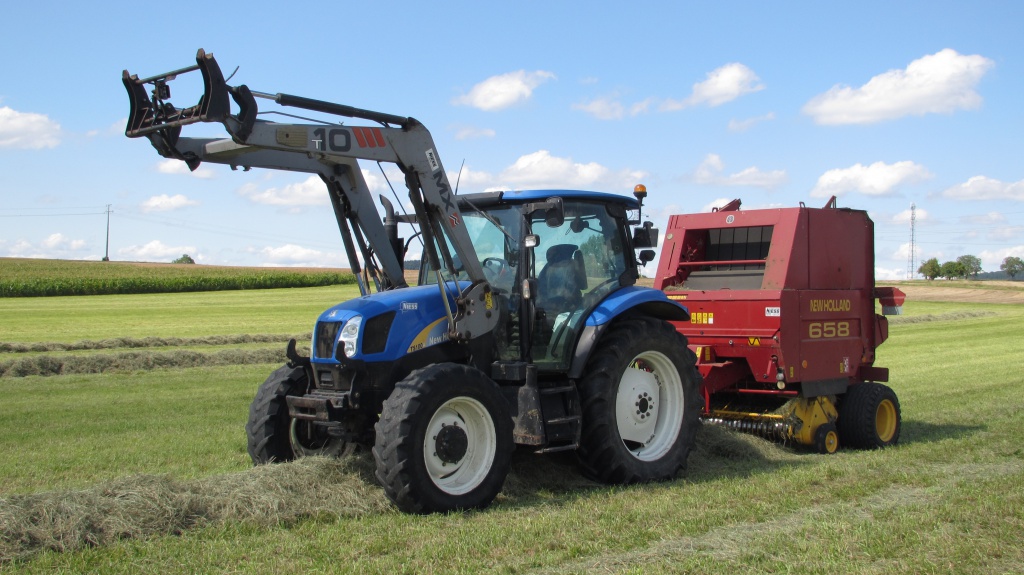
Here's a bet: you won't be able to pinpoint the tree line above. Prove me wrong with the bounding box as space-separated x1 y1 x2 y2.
917 255 1023 280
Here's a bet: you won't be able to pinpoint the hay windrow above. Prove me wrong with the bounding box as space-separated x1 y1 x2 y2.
0 456 392 563
0 349 294 378
887 310 997 325
0 333 311 354
0 427 794 564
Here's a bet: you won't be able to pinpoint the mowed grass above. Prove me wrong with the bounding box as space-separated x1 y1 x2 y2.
1 294 1022 573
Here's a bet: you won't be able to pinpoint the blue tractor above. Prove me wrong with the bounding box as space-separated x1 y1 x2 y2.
124 50 702 513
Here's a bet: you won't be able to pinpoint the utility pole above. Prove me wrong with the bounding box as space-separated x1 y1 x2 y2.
103 204 112 261
906 203 916 279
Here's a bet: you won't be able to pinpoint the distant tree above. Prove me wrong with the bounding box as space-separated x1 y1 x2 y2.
1001 256 1024 279
917 258 941 280
940 261 966 280
956 255 983 278
172 254 196 264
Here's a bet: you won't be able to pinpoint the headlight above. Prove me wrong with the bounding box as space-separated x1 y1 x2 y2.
339 315 362 357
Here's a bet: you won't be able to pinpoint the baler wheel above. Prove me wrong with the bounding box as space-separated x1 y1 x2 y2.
373 363 513 513
576 317 703 484
837 382 901 449
246 363 355 464
814 422 839 454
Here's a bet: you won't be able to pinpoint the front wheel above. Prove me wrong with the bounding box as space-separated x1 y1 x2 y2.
577 317 703 484
373 363 514 513
246 364 355 464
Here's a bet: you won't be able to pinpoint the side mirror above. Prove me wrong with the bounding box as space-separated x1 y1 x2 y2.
638 249 656 264
633 222 659 248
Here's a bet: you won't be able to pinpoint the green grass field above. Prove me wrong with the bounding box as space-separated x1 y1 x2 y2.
1 286 1022 573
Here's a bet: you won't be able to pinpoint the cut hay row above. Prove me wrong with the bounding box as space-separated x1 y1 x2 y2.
886 310 997 324
0 457 393 563
0 333 310 354
0 348 293 378
0 427 758 565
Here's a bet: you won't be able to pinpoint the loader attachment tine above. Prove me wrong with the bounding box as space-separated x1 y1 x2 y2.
122 48 231 138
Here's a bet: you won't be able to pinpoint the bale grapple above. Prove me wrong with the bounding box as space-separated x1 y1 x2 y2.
654 197 905 453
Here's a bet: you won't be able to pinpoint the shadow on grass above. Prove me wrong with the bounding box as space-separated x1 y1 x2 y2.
496 424 804 510
898 419 985 445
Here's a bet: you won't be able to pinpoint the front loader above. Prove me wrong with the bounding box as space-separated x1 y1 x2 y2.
123 49 704 513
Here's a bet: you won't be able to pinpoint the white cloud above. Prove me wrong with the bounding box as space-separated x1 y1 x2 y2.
119 240 196 261
253 244 344 267
141 194 199 213
0 106 61 149
728 112 776 132
893 206 929 224
979 246 1024 272
238 176 329 208
572 97 625 120
3 234 89 258
990 226 1024 241
453 70 556 111
940 176 1024 201
499 150 608 187
662 63 764 111
40 233 85 250
157 159 215 179
693 154 786 189
449 152 646 192
452 126 497 140
238 170 386 210
810 161 932 198
875 267 906 281
803 49 994 125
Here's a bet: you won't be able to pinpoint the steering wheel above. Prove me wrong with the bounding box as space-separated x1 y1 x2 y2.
482 257 512 291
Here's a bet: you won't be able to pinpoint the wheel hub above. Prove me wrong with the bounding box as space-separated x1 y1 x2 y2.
434 423 469 464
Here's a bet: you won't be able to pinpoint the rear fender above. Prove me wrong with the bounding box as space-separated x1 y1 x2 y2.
568 287 690 379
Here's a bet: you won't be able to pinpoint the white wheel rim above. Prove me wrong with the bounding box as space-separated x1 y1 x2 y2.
289 419 355 458
615 350 684 462
423 396 497 495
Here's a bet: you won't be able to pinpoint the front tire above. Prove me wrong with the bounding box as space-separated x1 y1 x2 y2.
577 317 703 484
373 363 514 513
246 364 355 464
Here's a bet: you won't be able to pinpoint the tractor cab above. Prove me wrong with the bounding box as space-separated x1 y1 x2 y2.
419 190 643 371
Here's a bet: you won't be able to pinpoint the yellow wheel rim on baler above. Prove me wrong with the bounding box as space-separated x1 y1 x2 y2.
875 399 898 443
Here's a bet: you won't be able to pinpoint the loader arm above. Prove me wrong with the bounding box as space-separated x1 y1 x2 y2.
122 49 497 342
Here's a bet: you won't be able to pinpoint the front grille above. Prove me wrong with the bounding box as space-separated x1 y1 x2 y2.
362 312 395 355
315 321 341 359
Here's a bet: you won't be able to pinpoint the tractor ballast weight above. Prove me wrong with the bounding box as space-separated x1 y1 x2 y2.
653 197 905 453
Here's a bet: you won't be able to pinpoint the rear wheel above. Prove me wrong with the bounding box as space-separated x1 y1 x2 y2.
577 317 703 484
373 363 514 513
246 364 355 464
837 382 901 449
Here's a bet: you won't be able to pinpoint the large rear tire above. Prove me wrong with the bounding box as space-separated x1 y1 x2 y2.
576 317 703 484
837 382 901 449
373 363 514 513
246 364 355 464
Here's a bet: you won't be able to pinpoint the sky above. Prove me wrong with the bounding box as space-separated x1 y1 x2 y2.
1 1 1022 280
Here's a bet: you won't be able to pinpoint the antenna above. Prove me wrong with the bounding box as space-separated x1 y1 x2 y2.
906 203 916 279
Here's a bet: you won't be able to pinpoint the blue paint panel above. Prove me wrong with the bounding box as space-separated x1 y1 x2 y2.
585 286 689 326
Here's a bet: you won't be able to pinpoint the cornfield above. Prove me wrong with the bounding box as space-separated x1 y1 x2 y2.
0 258 355 297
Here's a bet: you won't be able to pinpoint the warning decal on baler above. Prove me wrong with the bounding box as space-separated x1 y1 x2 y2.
691 312 714 324
748 337 761 346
